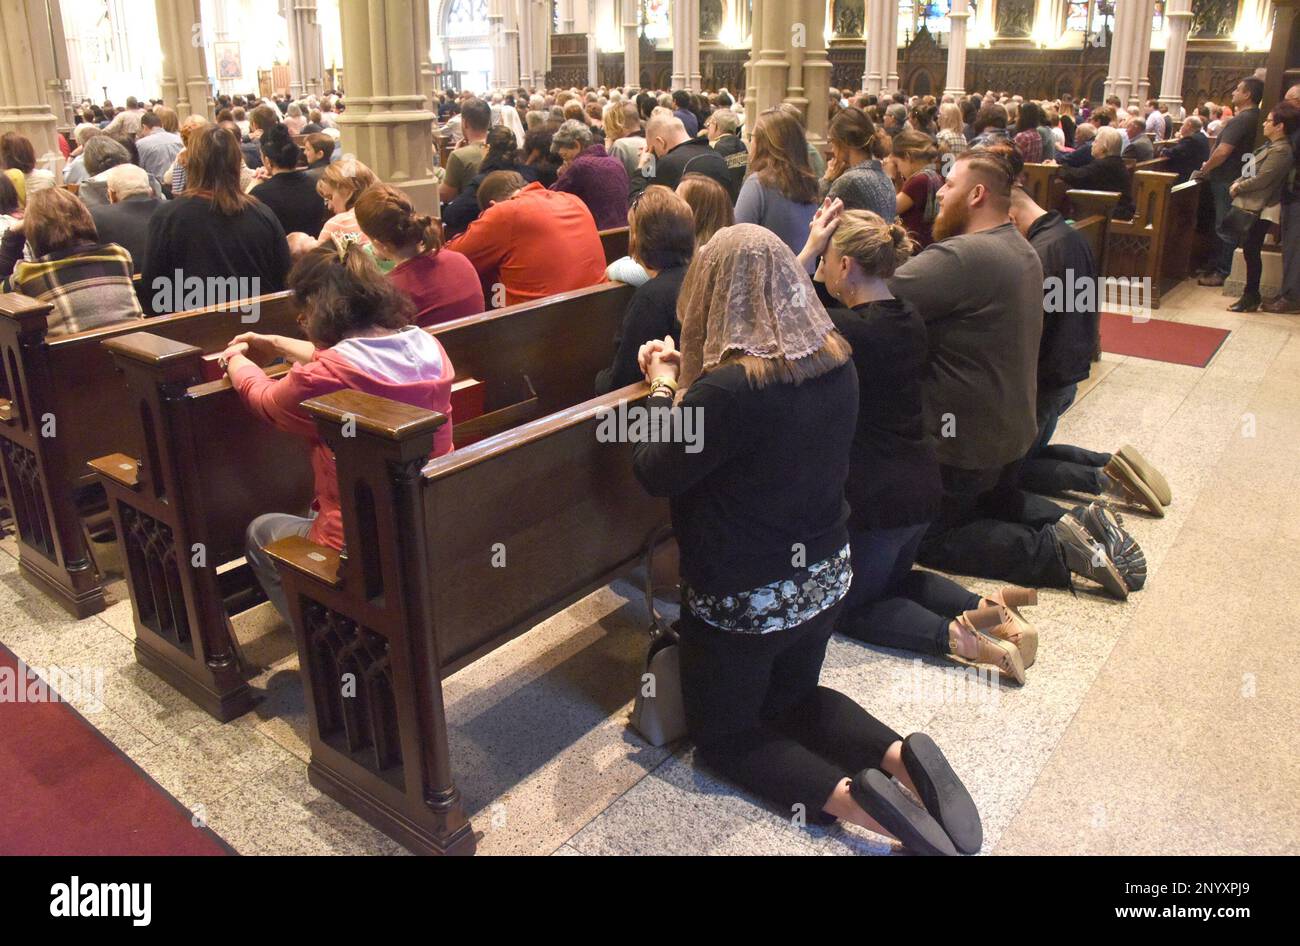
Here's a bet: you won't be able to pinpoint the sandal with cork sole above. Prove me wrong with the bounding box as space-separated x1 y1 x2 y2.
1116 444 1171 507
948 606 1026 685
983 586 1039 668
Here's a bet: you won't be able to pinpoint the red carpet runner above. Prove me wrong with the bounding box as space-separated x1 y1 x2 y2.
0 643 232 855
1099 312 1231 368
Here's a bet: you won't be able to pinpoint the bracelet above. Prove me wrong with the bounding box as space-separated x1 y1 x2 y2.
648 375 679 394
647 381 675 399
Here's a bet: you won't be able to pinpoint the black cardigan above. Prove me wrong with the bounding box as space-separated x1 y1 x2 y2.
142 196 291 312
1058 154 1134 219
828 299 941 531
594 265 686 395
633 360 857 596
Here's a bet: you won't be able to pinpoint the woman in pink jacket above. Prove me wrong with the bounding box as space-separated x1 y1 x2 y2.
219 242 456 619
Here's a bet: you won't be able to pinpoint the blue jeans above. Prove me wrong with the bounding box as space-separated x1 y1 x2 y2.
1019 384 1111 497
840 523 981 656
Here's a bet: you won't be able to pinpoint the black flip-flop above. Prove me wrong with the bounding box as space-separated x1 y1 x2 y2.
849 768 957 856
902 733 983 855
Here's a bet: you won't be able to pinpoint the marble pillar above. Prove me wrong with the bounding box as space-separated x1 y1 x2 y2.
945 0 971 97
154 0 214 119
1157 0 1194 113
0 0 64 171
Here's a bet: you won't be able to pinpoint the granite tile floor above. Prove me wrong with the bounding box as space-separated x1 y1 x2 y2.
2 282 1297 856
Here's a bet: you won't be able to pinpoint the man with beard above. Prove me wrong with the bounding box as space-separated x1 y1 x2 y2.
886 150 1144 599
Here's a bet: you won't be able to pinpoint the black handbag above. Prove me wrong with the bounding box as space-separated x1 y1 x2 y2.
628 526 686 747
1221 205 1261 244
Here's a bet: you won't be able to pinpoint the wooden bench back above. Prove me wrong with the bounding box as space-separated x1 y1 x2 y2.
0 291 303 492
599 226 630 264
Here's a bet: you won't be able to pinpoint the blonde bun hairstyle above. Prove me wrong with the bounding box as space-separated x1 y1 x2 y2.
830 210 913 278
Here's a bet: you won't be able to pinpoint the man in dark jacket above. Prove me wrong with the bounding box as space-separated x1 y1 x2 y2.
90 163 162 312
1006 185 1164 519
90 164 161 275
630 112 730 200
1162 116 1211 182
704 108 747 201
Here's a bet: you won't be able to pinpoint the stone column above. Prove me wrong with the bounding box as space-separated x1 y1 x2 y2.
0 0 63 172
744 0 761 125
1104 0 1136 102
784 0 807 116
537 0 553 87
672 0 692 89
1133 0 1155 105
746 0 788 129
861 0 884 94
621 0 640 92
337 0 439 212
518 0 535 89
46 0 75 126
586 0 599 86
561 0 575 32
1157 0 1193 113
884 6 898 92
154 0 214 120
490 0 521 90
416 0 435 102
945 0 971 97
799 0 830 145
284 0 326 98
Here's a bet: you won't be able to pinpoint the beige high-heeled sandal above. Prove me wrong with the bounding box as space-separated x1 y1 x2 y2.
948 606 1026 685
984 587 1040 668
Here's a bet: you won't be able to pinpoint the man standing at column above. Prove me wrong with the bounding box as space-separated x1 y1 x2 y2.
1263 84 1300 313
1194 77 1263 287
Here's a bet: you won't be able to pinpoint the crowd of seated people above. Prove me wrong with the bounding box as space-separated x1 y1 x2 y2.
7 73 1293 856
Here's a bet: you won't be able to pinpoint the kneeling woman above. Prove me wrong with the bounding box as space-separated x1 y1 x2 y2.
807 207 1037 685
633 224 980 855
220 243 456 619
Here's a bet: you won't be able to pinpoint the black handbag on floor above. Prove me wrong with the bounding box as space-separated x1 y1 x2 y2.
629 526 686 747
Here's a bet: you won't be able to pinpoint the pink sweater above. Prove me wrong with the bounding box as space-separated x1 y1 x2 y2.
230 327 455 549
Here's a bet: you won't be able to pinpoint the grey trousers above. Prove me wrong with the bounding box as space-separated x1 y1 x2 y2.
245 512 314 620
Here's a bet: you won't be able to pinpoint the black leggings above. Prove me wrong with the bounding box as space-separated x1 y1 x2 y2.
680 602 902 821
1241 216 1272 297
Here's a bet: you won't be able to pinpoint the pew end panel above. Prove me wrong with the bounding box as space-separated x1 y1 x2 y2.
1101 170 1185 309
88 331 313 721
0 289 306 618
269 386 669 854
0 294 105 616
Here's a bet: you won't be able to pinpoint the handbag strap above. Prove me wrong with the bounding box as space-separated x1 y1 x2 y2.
642 524 678 641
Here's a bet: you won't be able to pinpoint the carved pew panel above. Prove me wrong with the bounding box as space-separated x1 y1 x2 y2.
1100 170 1188 309
88 282 636 719
268 387 670 855
0 290 304 616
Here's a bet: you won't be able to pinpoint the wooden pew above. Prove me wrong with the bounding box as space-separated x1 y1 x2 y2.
0 291 305 617
1102 170 1200 307
1063 190 1122 270
87 282 636 720
264 384 669 855
599 226 630 264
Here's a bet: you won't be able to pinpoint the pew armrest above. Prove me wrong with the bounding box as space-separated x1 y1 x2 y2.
265 535 342 588
88 453 141 489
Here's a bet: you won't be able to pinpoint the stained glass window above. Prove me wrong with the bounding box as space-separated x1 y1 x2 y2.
446 0 489 38
1152 0 1164 32
642 0 671 41
1066 0 1092 32
898 0 953 40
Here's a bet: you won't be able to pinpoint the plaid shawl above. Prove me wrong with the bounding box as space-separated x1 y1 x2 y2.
4 242 143 337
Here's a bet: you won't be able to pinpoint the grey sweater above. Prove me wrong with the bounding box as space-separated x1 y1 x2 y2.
888 222 1044 471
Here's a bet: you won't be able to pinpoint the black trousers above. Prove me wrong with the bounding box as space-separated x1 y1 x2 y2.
681 602 902 821
1019 384 1112 497
917 460 1072 588
1241 215 1272 297
839 523 981 655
